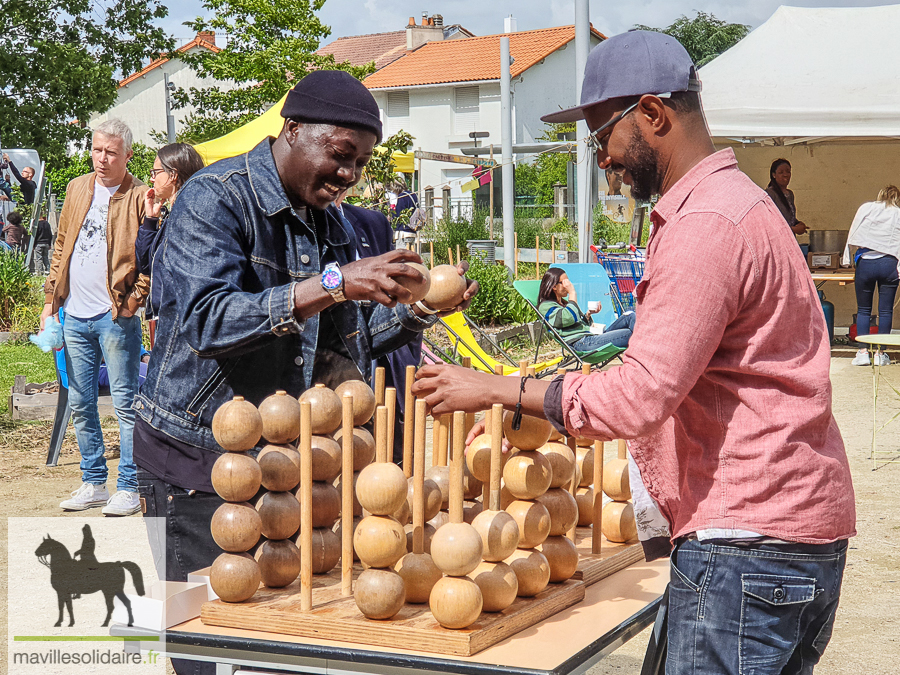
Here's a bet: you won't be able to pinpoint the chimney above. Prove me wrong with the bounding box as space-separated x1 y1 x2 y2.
406 12 445 50
504 15 517 34
408 17 415 26
196 30 216 46
433 14 443 27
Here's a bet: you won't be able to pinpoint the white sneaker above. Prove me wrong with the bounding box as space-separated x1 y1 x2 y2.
101 490 141 516
851 349 871 366
877 352 891 367
60 483 109 511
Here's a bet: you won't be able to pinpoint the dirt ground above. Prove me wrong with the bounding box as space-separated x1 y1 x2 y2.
1 355 898 674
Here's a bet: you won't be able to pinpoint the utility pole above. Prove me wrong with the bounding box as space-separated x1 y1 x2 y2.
164 73 176 143
500 36 515 271
575 0 592 262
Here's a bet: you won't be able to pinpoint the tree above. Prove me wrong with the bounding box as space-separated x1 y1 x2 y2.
636 12 750 67
348 130 414 222
0 0 174 164
514 123 575 218
47 142 157 195
173 0 376 143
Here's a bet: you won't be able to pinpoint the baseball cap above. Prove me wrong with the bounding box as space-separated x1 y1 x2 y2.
541 30 701 124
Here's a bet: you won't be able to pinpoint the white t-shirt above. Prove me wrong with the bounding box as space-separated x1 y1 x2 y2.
65 183 119 319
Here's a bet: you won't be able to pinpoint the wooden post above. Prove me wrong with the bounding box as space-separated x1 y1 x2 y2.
385 387 397 462
536 235 540 279
374 366 385 407
592 440 604 554
402 365 415 478
450 411 466 524
461 357 475 435
429 241 434 269
489 404 504 512
299 401 313 611
340 394 354 596
448 247 454 266
375 405 388 464
519 359 529 376
618 438 627 460
437 414 450 466
412 399 428 554
551 235 556 266
494 363 504 376
456 244 461 267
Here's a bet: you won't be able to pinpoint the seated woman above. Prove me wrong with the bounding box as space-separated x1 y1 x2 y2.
537 267 635 351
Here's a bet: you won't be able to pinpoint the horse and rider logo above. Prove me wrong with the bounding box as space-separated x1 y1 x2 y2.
34 524 145 627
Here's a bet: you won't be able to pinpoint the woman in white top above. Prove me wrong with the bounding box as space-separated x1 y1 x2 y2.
843 185 900 366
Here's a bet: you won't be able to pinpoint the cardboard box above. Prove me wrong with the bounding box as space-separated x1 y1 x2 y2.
808 252 841 269
112 581 208 631
188 566 219 601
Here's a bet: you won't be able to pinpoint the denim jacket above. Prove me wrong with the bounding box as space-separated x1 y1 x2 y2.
135 139 435 451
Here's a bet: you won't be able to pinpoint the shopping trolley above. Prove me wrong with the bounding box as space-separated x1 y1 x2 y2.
594 248 645 314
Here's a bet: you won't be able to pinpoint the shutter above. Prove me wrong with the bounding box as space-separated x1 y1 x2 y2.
386 91 410 136
454 86 480 134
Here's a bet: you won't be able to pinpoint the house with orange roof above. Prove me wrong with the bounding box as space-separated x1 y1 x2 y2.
364 23 605 211
90 31 233 146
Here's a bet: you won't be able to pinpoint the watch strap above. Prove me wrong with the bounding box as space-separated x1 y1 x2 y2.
415 300 440 315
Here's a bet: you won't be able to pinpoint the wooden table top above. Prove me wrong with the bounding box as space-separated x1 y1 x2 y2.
810 271 855 283
856 334 900 347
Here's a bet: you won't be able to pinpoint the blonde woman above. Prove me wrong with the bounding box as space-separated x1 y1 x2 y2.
843 185 900 365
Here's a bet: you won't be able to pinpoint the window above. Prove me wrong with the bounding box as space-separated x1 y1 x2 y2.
454 86 479 135
386 91 410 135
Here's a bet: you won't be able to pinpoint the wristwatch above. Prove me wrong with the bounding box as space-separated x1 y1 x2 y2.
321 262 346 303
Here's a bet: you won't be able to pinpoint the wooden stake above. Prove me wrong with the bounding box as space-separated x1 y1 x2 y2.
582 362 591 376
375 405 388 464
456 244 461 267
402 365 416 478
494 363 504 376
429 241 434 269
519 359 529 376
385 387 397 462
551 235 555 265
618 438 627 460
448 247 454 266
299 400 313 611
374 367 385 407
340 394 354 596
592 440 604 554
527 366 536 377
412 399 428 554
437 414 450 467
450 411 466 523
489 404 504 512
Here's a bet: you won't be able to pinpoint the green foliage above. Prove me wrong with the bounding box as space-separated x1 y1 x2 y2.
464 255 535 326
0 252 37 332
0 0 173 164
514 123 576 218
127 143 158 185
419 212 491 267
636 11 750 67
45 142 157 198
0 342 56 415
10 188 33 224
173 0 376 143
349 130 415 221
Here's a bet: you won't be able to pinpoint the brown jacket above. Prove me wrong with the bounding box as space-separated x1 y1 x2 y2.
44 171 149 318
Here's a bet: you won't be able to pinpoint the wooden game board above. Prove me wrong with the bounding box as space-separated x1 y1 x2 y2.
572 527 644 586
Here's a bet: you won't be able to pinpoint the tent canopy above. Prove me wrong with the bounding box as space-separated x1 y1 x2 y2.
701 5 900 140
194 93 414 172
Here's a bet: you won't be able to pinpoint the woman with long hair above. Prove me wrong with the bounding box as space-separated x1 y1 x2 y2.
843 185 900 366
135 143 204 317
765 158 807 235
537 267 635 351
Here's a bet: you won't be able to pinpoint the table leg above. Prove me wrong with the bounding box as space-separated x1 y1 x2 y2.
872 355 879 470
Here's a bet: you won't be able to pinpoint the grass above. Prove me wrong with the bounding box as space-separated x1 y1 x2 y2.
0 342 56 417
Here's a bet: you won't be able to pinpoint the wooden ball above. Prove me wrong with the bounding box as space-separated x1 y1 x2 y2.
393 497 411 526
302 527 341 574
537 442 576 489
469 561 518 612
210 552 260 603
538 536 579 582
211 502 261 552
602 458 631 501
335 379 377 427
336 472 362 517
408 477 443 523
257 444 301 492
535 488 579 536
311 435 342 483
504 548 550 597
401 262 432 304
465 434 495 483
425 466 450 509
576 445 594 487
254 539 300 588
430 522 484 576
298 384 342 435
356 462 408 515
395 552 442 603
601 502 637 543
471 509 520 562
308 482 341 528
212 396 263 452
429 576 483 629
575 487 594 527
499 482 516 510
353 515 407 568
428 510 450 530
505 500 551 549
564 461 583 492
463 501 483 524
355 568 406 620
258 390 302 444
503 450 552 500
256 491 300 541
334 516 362 562
404 522 436 554
333 427 376 470
463 463 483 501
423 264 467 310
503 410 552 451
548 426 564 442
211 452 262 502
574 436 593 447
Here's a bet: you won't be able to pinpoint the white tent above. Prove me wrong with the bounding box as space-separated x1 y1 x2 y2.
701 5 900 140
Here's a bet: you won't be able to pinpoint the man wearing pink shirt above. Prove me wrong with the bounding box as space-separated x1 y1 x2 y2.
414 31 854 674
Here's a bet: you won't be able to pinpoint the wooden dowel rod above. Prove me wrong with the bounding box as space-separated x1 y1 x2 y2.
457 244 461 267
340 394 354 596
582 362 591 376
448 246 454 266
429 241 434 269
527 366 536 377
299 400 313 611
374 367 386 407
494 363 504 376
385 387 397 462
489 403 503 512
450 410 466 523
618 439 627 460
413 399 427 554
437 414 450 467
519 359 529 376
592 440 604 554
402 365 416 478
461 357 475 434
551 235 555 265
375 405 388 464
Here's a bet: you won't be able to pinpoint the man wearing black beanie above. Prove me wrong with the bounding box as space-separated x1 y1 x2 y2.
134 71 477 675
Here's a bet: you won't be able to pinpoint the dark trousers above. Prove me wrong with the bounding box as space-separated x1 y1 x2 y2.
137 467 223 675
855 255 899 338
667 538 847 675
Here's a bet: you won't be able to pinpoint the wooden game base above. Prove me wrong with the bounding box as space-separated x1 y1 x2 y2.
572 526 644 586
200 566 585 656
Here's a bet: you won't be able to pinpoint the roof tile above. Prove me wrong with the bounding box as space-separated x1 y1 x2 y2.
316 30 409 71
118 38 221 88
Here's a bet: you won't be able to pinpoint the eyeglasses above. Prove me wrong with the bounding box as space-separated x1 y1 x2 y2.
586 92 672 151
149 168 169 179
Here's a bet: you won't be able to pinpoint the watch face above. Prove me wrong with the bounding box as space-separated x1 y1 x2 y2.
322 268 342 291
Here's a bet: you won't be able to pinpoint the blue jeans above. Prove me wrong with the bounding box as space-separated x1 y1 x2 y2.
63 311 141 491
667 538 847 675
570 311 636 351
855 255 899 338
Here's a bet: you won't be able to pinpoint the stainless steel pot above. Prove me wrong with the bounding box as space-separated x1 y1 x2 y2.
808 230 848 253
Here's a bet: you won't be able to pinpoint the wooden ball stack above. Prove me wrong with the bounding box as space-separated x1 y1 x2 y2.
601 439 637 543
402 366 441 553
534 438 579 582
209 396 264 602
502 410 553 597
429 411 484 629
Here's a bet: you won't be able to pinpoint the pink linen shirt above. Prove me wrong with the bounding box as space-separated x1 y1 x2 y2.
561 149 855 544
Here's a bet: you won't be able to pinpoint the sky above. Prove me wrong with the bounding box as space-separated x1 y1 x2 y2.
158 0 897 47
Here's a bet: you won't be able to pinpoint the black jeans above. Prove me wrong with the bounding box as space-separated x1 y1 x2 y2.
137 467 223 675
855 255 899 338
